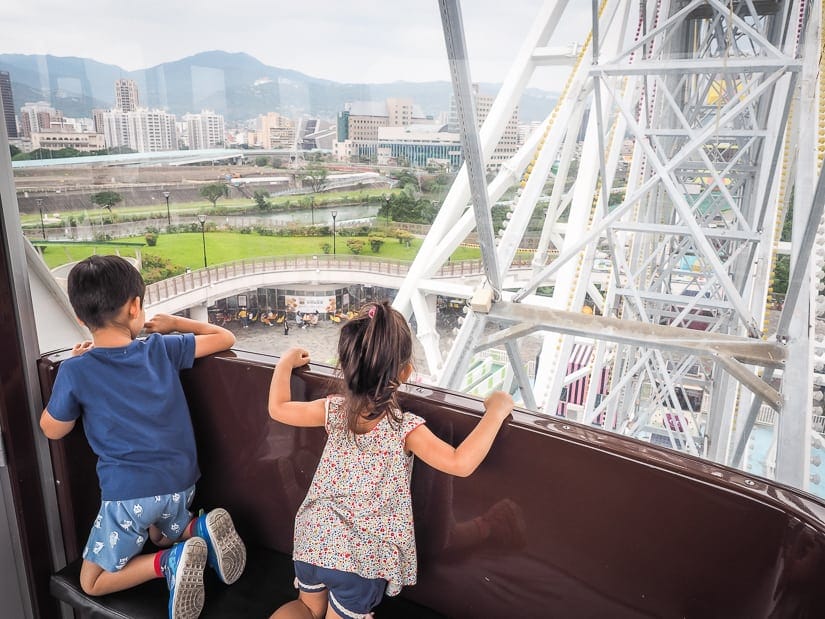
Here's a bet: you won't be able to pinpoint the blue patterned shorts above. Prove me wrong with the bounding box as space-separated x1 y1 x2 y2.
83 486 195 572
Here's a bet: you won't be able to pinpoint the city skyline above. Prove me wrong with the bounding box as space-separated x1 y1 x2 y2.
0 0 590 89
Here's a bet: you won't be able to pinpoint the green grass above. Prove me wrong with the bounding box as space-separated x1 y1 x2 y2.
37 232 484 270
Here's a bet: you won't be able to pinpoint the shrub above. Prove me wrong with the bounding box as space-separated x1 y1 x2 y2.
320 242 331 254
368 236 384 253
144 232 158 246
140 254 183 284
346 239 364 255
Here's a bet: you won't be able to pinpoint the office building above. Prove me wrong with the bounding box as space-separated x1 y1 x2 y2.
0 71 17 138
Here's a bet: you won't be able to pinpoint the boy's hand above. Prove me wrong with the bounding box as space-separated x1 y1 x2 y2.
71 340 94 356
280 347 311 369
483 391 514 423
144 313 178 334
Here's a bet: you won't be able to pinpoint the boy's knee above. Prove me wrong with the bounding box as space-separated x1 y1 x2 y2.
79 560 105 596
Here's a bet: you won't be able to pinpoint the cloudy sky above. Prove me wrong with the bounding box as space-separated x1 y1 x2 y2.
0 0 590 87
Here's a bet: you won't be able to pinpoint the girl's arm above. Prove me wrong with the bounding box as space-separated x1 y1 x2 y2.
145 313 235 358
268 347 326 427
405 391 514 477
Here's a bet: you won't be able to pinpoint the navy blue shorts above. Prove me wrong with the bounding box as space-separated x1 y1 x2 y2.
294 560 387 618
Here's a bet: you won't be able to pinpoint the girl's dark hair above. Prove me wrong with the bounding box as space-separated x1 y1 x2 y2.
337 301 412 434
67 255 146 330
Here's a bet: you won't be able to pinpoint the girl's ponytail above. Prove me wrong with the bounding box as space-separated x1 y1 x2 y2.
337 301 413 434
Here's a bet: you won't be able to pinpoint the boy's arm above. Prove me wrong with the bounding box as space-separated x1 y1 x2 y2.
268 347 326 427
40 409 76 440
145 314 235 358
405 391 513 477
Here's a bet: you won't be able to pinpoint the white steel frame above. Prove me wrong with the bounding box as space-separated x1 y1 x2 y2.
396 0 823 487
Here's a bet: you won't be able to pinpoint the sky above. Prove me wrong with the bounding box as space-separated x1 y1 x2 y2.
0 0 591 88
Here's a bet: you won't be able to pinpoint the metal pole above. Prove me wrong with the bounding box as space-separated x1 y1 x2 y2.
438 0 502 296
386 197 391 227
163 191 171 227
331 211 337 254
198 214 207 268
36 198 45 239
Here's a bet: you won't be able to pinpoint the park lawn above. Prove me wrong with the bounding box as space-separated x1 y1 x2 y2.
38 232 482 270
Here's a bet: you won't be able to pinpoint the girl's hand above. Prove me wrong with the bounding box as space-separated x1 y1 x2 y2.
483 391 514 423
71 340 94 356
280 347 311 369
144 313 177 334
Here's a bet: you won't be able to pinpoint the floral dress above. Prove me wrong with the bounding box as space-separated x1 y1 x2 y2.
292 396 425 595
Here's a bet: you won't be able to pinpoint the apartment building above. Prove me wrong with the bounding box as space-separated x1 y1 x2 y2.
115 79 140 112
20 102 63 138
100 108 177 152
185 110 225 149
255 112 296 149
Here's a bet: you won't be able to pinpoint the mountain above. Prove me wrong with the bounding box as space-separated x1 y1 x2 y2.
0 50 558 124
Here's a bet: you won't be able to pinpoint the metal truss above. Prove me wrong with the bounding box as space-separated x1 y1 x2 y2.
396 0 821 487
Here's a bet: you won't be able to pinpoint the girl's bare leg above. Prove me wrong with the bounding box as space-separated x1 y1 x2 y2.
270 590 329 619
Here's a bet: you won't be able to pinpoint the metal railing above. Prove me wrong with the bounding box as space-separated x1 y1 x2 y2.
145 255 532 306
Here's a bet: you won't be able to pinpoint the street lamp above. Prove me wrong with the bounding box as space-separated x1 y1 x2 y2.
331 210 338 255
163 191 171 227
36 198 45 239
197 214 208 268
384 194 391 228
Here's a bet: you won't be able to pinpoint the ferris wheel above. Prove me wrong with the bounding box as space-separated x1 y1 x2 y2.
395 0 825 490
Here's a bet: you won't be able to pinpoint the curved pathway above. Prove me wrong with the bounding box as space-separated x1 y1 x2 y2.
145 255 533 315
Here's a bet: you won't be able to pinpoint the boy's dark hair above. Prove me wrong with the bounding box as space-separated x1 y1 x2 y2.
67 255 146 330
337 301 412 434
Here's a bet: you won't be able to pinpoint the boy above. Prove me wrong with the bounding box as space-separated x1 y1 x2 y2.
40 255 246 619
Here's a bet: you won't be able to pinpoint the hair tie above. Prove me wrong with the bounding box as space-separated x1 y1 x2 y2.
368 306 376 319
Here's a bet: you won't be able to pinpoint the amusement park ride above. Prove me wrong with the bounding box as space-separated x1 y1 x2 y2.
398 0 825 492
2 0 825 617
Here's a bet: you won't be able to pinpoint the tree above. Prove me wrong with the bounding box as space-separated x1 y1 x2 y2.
253 190 272 211
254 156 269 167
9 144 20 158
302 164 328 193
91 191 123 211
200 183 228 207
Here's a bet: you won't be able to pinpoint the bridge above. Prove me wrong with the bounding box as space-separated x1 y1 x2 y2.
144 255 536 317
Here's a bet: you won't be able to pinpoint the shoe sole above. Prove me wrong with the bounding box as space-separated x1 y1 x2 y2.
205 508 247 585
170 537 207 619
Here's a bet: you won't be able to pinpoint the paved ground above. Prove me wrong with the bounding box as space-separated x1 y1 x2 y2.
227 317 434 380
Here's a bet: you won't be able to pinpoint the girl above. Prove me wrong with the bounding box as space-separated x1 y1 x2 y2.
268 301 514 619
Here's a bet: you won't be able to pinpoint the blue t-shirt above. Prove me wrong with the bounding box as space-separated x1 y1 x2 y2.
47 333 200 501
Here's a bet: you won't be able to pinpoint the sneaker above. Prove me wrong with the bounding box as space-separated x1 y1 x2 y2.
160 537 207 619
192 508 247 585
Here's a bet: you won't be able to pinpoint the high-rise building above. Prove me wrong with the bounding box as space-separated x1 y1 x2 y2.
0 71 18 138
256 112 295 149
115 79 140 112
448 84 521 170
185 110 225 150
20 102 63 138
100 108 177 152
